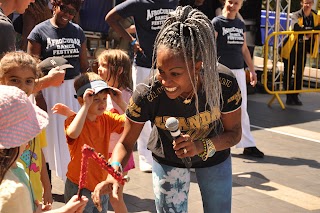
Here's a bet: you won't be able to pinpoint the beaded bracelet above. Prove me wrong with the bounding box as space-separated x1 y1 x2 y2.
198 138 208 161
130 39 137 46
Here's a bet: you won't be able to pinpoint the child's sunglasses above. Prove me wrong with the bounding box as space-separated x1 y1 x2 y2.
59 4 77 16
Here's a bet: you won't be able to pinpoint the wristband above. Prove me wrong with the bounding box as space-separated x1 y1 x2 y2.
130 39 137 46
110 161 123 173
204 138 216 160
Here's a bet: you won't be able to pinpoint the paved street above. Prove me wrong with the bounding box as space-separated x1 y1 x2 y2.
51 91 320 212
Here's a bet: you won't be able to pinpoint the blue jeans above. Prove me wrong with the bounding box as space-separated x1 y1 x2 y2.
152 155 232 213
64 178 109 213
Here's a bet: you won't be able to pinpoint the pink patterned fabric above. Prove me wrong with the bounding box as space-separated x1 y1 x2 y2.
0 86 48 149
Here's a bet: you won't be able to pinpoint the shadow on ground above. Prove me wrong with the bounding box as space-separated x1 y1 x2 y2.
232 153 320 169
108 194 156 212
248 100 320 130
232 172 276 191
53 193 64 203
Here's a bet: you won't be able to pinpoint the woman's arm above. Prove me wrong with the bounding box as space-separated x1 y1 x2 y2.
92 119 144 207
106 9 135 44
79 41 89 73
27 40 42 57
106 8 143 53
212 108 242 151
242 34 257 86
111 119 144 166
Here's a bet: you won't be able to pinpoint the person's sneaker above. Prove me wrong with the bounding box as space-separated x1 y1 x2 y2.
243 147 264 158
139 156 152 173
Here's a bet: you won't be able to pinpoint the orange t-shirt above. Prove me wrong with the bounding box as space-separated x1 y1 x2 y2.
65 111 125 192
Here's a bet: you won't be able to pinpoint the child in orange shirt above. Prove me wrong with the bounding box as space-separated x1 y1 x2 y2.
53 49 135 212
64 72 126 213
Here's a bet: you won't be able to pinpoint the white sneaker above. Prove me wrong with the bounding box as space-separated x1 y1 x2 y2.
139 156 152 172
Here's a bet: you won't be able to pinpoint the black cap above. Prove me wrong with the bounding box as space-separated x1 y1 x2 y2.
38 57 74 75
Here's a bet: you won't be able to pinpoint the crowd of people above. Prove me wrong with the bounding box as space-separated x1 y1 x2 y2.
5 0 312 212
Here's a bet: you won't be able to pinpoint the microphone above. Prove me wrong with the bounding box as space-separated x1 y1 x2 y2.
165 117 192 168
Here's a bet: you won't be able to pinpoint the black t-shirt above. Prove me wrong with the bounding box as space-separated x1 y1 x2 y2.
126 64 241 168
116 0 178 68
28 20 86 80
0 8 15 56
212 16 246 69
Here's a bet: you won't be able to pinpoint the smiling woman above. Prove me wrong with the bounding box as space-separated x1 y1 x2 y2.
92 5 243 213
27 0 89 185
59 4 77 16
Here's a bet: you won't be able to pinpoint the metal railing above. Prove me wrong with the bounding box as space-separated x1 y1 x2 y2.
263 30 320 109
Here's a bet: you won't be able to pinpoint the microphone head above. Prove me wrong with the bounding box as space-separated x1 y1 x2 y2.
165 117 179 132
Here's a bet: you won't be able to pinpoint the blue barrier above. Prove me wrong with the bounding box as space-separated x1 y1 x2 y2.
260 10 291 45
79 0 113 34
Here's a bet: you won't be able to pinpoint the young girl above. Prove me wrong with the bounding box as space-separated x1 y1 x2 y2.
0 85 88 213
212 0 264 158
52 49 135 212
0 52 53 208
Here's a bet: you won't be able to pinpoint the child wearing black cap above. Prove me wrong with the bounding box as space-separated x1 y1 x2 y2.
64 72 127 213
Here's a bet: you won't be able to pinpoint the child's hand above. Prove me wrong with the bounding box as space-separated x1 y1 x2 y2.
47 67 66 87
83 89 94 106
42 190 53 208
34 200 51 213
52 103 75 117
60 195 89 213
109 88 122 101
34 200 42 213
109 88 127 112
92 178 120 211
